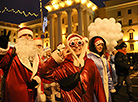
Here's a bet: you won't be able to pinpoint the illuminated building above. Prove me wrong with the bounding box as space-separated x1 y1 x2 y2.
45 0 97 50
103 0 138 53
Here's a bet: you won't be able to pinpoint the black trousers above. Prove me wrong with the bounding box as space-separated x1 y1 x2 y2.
115 74 134 99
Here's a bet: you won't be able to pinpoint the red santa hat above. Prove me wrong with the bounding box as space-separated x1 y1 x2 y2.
17 27 33 38
94 38 104 46
33 37 42 46
66 33 88 67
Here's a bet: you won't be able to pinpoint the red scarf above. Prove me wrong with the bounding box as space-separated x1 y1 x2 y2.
118 49 127 55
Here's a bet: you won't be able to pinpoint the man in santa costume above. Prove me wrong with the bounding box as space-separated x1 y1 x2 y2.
0 27 45 102
33 37 44 59
40 33 106 102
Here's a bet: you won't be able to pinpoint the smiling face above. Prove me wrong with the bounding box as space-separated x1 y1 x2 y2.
95 43 104 53
70 39 83 56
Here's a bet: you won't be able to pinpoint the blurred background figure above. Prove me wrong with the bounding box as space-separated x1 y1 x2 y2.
41 47 51 63
114 42 136 102
33 37 43 59
109 48 118 86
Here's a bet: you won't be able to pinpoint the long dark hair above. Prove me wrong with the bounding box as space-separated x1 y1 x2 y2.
89 36 107 56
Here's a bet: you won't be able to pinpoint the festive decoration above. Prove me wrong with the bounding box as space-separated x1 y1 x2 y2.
0 7 39 17
88 17 123 52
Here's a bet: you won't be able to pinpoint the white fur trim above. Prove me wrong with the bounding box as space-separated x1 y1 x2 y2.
37 83 46 102
51 50 64 64
18 29 33 38
33 76 41 88
34 39 42 46
0 46 10 55
94 40 103 46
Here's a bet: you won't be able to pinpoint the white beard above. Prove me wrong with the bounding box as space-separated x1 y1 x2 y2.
14 38 37 63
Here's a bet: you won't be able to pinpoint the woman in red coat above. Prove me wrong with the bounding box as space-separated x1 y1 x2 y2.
40 33 107 102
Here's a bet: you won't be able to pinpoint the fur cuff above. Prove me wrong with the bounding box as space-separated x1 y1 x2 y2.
0 46 9 55
51 50 64 64
33 76 41 88
37 84 46 102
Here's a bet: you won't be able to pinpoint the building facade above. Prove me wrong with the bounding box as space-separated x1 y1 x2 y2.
104 0 138 53
45 0 98 50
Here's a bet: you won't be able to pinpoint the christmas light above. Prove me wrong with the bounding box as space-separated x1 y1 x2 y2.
0 7 39 17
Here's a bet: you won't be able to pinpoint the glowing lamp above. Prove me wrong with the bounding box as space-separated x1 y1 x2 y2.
92 6 97 11
46 6 52 12
87 2 92 8
53 4 59 9
81 0 87 4
60 2 65 7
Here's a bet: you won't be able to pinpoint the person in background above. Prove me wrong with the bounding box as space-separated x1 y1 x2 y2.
33 37 43 59
33 37 46 102
87 36 116 102
40 33 106 102
42 45 61 102
0 27 45 102
110 49 118 86
114 42 136 102
41 47 51 63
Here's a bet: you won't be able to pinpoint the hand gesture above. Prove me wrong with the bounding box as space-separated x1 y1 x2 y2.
58 47 71 59
0 29 11 49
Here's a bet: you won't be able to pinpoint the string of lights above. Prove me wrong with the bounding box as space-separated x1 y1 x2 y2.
0 7 39 17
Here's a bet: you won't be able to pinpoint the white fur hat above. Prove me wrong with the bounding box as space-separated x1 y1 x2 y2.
17 27 33 38
33 37 42 46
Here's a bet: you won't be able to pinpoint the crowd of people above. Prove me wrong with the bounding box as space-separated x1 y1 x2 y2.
0 27 137 102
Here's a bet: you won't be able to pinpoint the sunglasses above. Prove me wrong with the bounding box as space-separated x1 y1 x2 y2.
69 40 84 47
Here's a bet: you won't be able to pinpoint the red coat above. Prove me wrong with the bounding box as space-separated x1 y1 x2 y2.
40 54 107 102
0 47 41 102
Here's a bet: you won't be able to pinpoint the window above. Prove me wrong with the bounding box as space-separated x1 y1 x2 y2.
128 9 131 14
45 26 48 31
118 21 122 25
46 33 48 38
129 33 133 39
72 16 74 22
36 28 38 33
117 11 121 16
46 43 48 46
76 26 78 31
130 44 134 51
129 19 132 25
62 18 64 24
66 27 68 33
89 15 91 20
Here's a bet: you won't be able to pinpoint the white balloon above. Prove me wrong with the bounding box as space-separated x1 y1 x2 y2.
109 17 116 24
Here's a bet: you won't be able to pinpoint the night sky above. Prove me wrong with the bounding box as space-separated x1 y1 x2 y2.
0 0 106 24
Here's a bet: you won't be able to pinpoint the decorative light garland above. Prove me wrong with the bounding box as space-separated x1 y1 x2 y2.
0 7 39 17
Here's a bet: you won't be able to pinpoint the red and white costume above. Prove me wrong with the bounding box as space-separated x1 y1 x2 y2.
40 33 107 102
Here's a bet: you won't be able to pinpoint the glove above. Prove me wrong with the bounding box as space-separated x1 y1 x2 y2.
0 29 11 49
27 79 38 89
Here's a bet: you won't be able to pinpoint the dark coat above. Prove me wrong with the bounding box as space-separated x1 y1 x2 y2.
115 51 130 76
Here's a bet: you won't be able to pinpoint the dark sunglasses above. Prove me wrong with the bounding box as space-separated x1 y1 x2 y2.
69 40 84 47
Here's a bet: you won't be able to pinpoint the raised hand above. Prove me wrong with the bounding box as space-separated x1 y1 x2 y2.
58 47 71 59
0 29 11 49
